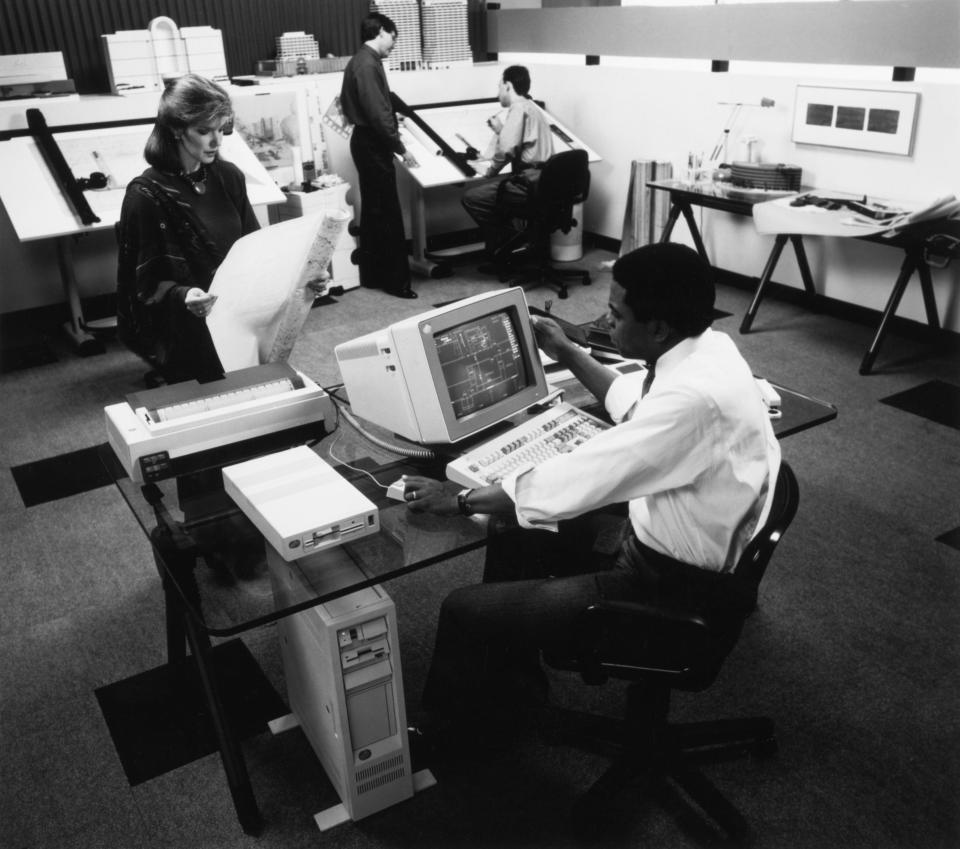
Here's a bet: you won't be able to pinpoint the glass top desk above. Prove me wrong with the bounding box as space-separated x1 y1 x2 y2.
97 443 486 835
96 373 835 835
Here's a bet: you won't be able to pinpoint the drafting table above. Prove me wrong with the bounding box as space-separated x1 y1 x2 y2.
396 97 600 278
0 120 283 353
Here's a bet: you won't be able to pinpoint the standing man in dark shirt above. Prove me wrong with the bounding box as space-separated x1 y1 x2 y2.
340 13 419 299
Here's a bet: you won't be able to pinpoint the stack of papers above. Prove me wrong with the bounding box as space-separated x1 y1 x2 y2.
754 192 960 238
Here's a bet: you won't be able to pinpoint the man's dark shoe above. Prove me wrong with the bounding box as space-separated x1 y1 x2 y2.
390 288 418 299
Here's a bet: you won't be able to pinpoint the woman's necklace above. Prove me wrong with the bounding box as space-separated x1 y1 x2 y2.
181 164 208 195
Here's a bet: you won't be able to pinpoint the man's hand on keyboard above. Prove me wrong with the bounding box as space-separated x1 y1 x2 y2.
401 476 460 516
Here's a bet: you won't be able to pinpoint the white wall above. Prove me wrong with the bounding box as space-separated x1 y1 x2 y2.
1 62 957 330
529 62 960 329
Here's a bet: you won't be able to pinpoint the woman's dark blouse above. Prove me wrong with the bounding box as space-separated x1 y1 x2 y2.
116 158 259 381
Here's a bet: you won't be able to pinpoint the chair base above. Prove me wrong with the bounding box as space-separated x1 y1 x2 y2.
491 228 592 299
550 699 775 843
507 263 591 300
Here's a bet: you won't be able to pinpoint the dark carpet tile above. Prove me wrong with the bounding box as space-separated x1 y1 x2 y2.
95 639 288 786
95 441 129 481
0 339 59 373
880 380 960 431
935 526 960 552
11 444 113 507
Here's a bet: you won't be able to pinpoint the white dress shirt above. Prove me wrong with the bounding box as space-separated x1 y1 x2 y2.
485 99 554 176
501 328 781 573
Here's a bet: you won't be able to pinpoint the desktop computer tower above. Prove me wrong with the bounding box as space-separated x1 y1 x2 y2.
267 545 414 826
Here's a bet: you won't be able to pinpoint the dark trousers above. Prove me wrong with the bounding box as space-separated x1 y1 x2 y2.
350 127 411 293
461 174 534 256
421 511 754 723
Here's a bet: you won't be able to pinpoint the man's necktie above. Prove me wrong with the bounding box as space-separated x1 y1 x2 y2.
641 363 656 398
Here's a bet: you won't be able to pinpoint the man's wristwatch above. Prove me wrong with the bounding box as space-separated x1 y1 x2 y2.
457 488 475 516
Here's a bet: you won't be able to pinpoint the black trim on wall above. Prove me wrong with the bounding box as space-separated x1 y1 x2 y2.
0 0 489 95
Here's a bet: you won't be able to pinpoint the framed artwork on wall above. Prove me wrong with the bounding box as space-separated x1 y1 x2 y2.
792 86 920 156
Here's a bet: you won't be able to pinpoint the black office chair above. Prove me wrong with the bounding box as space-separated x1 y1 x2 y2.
493 149 592 300
544 461 800 843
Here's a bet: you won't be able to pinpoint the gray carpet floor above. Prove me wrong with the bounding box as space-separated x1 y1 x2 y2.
1 246 958 849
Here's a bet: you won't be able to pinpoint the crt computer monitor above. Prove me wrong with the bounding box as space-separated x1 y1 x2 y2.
335 288 549 445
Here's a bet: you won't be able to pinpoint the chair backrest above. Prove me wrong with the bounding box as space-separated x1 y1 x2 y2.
732 461 799 593
531 149 590 232
550 461 799 691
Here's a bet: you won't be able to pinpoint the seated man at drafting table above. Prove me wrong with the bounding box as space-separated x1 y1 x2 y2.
460 66 554 272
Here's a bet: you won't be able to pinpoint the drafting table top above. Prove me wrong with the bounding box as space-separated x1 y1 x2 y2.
0 123 283 242
398 98 600 190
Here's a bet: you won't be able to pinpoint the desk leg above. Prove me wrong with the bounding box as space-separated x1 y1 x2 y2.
150 528 263 835
151 527 194 663
789 236 818 299
56 236 105 356
182 612 264 836
407 183 452 279
660 202 709 264
162 571 188 663
680 203 709 264
660 203 682 243
740 235 788 334
917 260 942 331
859 251 926 375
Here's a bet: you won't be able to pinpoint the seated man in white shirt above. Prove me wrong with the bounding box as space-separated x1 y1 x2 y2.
401 243 781 736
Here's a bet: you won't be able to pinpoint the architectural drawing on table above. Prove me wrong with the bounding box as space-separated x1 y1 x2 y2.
234 87 316 189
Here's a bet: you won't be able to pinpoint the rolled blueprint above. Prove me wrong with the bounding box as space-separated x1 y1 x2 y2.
207 209 351 371
265 210 350 364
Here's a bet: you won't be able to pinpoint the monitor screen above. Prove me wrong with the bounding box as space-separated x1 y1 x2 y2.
435 309 531 421
335 288 549 445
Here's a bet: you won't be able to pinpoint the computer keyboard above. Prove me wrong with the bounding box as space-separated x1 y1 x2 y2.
446 401 609 488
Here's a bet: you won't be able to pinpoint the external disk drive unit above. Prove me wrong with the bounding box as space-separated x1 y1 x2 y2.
223 445 379 560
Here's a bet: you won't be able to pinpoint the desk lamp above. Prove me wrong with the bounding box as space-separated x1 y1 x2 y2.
709 97 775 164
